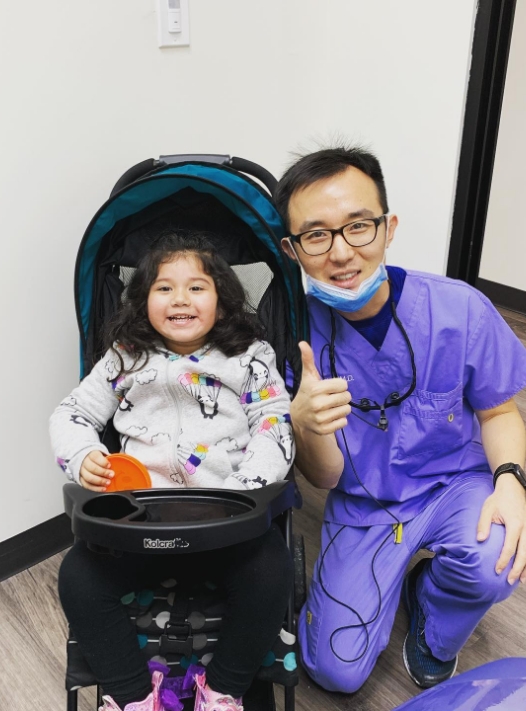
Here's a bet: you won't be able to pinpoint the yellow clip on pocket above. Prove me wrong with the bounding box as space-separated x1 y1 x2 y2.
393 523 403 544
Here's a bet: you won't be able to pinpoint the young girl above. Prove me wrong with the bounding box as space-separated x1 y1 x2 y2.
51 231 295 711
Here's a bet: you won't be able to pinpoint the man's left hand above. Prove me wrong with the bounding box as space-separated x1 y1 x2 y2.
477 474 526 584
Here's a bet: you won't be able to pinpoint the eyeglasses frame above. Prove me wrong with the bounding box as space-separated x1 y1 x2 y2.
289 214 388 256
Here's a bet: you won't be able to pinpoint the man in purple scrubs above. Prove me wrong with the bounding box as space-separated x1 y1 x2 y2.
274 147 526 691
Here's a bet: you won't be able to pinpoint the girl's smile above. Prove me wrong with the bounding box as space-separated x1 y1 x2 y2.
147 255 218 354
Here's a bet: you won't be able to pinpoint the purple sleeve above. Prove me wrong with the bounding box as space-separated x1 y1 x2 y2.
464 292 526 410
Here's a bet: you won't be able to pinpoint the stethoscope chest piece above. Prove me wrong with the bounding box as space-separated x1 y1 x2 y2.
327 299 416 431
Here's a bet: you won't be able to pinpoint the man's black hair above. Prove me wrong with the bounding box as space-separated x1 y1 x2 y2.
273 146 389 231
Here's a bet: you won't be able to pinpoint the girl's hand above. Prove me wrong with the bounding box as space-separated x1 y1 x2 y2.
79 451 114 491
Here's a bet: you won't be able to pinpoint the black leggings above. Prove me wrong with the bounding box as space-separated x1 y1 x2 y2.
59 523 292 707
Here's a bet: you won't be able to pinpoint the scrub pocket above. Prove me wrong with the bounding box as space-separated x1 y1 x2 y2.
300 579 325 670
397 383 463 461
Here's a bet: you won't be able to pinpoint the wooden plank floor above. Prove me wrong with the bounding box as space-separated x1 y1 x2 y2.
1 307 526 711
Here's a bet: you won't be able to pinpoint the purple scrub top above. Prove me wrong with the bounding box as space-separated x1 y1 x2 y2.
308 270 526 526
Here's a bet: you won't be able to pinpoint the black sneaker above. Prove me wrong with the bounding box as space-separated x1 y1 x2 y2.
402 559 458 688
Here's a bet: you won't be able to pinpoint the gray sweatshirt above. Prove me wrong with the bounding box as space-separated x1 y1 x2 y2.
50 340 295 490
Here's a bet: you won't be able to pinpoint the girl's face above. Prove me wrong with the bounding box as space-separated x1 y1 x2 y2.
147 254 218 354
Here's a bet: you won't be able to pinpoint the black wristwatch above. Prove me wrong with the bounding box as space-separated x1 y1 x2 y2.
493 462 526 489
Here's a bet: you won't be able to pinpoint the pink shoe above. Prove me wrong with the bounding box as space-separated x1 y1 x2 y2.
194 672 243 711
99 671 165 711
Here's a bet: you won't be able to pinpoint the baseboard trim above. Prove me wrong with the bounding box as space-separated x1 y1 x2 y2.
0 513 73 582
476 278 526 314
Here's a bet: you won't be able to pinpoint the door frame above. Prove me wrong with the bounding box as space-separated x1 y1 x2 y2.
447 0 518 296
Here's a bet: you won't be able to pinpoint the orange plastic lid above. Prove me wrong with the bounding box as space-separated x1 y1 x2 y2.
105 453 152 492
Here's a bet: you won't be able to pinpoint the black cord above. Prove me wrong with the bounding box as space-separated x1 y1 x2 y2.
313 412 403 664
313 287 411 664
317 521 395 662
327 288 417 431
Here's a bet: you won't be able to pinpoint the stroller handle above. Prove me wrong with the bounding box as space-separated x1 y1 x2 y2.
110 154 278 197
229 156 277 194
159 154 278 194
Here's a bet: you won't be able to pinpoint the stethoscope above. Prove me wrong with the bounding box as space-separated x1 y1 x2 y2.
316 288 418 663
325 288 417 431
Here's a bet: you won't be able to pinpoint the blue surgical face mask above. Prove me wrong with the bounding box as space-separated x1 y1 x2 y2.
304 263 388 312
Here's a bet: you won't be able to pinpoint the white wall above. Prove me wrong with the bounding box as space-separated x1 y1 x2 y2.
479 0 526 291
0 0 477 542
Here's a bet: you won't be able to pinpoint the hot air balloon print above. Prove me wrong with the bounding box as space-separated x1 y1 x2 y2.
259 414 294 463
240 357 281 405
178 373 222 419
177 442 209 476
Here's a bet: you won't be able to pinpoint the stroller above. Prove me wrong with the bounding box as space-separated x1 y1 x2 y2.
63 154 308 711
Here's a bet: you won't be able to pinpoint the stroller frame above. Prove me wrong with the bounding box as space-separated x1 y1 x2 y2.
64 154 308 711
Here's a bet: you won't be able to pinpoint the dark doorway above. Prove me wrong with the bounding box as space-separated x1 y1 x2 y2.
447 0 525 313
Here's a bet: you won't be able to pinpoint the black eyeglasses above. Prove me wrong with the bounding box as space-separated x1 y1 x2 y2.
290 215 387 256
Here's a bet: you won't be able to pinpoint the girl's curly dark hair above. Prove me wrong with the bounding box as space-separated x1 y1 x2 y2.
105 230 265 379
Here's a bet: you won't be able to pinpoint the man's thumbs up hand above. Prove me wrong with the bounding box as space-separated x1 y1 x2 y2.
291 341 352 436
298 341 322 382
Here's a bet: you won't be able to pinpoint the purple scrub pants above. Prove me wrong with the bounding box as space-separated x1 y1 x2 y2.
299 473 518 693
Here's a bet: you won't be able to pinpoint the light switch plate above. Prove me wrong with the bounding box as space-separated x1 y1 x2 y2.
157 0 190 48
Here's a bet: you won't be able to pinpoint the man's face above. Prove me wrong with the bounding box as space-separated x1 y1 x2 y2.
282 167 397 305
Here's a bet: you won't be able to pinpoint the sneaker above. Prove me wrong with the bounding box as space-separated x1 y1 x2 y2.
194 672 243 711
99 671 165 711
402 559 458 688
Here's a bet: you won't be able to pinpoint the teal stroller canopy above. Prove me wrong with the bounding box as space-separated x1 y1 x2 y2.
74 158 307 385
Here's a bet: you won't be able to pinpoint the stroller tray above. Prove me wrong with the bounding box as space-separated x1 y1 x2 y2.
63 481 295 554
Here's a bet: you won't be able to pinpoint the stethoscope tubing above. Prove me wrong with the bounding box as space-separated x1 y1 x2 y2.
326 293 417 429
